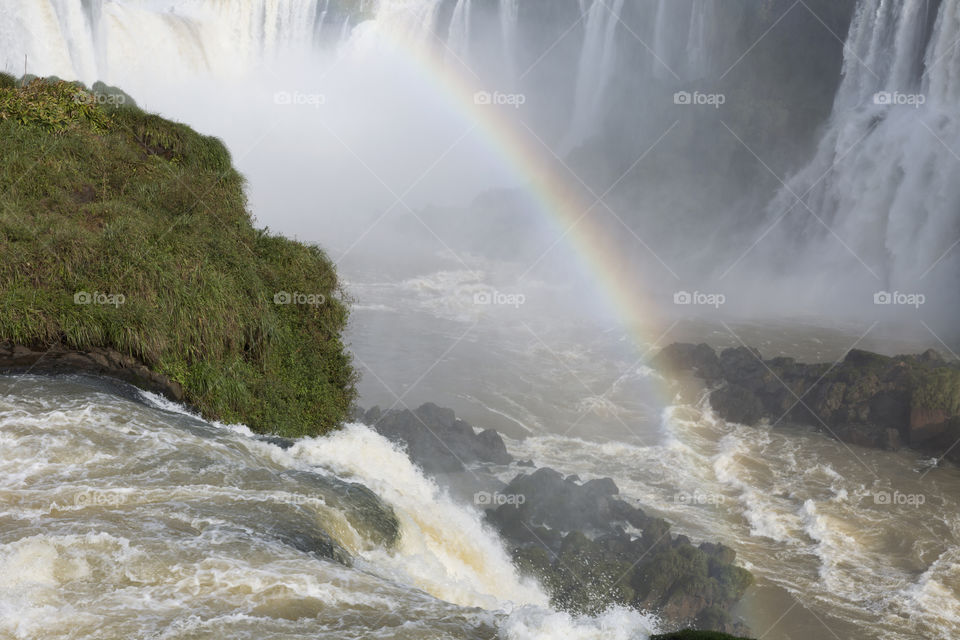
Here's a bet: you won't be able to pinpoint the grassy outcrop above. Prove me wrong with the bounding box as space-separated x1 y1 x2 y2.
0 76 356 436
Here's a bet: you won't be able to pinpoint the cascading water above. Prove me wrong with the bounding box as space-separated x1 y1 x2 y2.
563 0 626 151
685 0 717 80
499 0 519 83
760 0 960 294
447 0 474 62
0 375 661 639
651 0 717 80
1 0 326 84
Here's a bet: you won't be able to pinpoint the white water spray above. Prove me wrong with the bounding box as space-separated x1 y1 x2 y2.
761 0 960 294
563 0 626 151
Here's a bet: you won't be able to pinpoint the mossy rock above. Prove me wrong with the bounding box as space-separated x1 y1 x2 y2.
0 78 356 436
911 367 960 414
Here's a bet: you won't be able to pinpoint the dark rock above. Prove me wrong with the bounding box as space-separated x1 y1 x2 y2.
487 468 626 535
655 342 960 463
652 343 724 381
257 436 296 450
488 467 752 635
358 399 753 634
0 341 186 404
710 385 764 425
364 403 513 474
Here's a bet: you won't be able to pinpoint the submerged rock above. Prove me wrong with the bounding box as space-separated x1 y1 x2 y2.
283 469 400 550
656 343 960 461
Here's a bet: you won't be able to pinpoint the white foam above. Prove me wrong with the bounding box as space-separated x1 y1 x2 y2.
498 605 660 640
269 423 548 611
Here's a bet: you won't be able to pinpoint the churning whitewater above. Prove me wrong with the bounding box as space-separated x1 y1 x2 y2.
0 376 660 640
3 0 960 639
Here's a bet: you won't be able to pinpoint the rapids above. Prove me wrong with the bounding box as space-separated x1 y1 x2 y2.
0 375 661 640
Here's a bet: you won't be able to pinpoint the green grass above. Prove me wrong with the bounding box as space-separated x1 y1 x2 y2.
0 77 357 436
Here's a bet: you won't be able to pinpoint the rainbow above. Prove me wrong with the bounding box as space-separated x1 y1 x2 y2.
372 27 671 353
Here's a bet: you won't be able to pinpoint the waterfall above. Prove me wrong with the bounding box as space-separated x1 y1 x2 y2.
652 0 683 80
652 0 715 80
563 0 626 151
499 0 519 83
763 0 960 290
686 0 717 80
1 0 324 85
447 0 473 63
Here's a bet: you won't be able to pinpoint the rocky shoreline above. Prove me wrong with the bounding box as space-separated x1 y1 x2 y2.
357 404 754 636
653 343 960 463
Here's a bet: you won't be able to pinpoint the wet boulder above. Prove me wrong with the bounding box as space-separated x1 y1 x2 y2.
655 342 960 462
361 403 513 474
652 343 723 382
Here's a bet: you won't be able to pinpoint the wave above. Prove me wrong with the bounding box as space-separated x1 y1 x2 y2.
260 422 548 610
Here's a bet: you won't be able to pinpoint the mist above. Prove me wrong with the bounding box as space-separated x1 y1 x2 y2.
4 0 958 347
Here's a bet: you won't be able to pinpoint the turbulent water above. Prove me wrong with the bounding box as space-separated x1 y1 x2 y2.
3 0 960 639
0 375 661 640
347 267 960 640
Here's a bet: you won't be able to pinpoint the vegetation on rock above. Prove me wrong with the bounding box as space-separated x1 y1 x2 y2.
654 343 960 460
0 76 356 436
